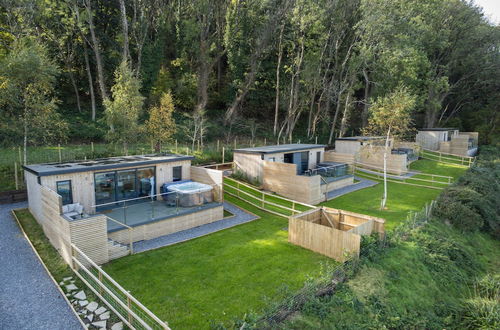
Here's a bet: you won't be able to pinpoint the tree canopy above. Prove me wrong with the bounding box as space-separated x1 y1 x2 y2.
0 0 498 147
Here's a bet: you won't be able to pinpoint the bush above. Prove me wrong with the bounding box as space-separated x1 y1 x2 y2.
459 275 500 329
433 186 484 231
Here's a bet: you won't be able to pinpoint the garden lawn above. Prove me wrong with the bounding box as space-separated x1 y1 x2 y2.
321 180 441 230
322 160 467 230
103 194 336 329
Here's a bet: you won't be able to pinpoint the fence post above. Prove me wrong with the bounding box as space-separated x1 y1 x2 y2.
234 138 237 150
264 138 266 145
237 182 240 197
98 271 103 295
14 161 19 190
217 139 219 151
175 139 178 153
261 192 265 208
129 229 133 254
58 143 62 163
292 201 295 214
127 296 133 325
91 141 94 154
222 147 225 164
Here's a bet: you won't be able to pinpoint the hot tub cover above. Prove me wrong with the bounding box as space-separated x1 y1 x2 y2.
167 181 213 194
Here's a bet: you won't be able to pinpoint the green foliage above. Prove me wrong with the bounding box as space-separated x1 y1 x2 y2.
104 61 144 145
433 146 500 238
459 274 500 329
0 37 68 146
144 91 176 149
364 86 416 138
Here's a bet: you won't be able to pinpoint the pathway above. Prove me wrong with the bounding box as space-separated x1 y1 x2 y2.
133 201 259 253
326 176 378 200
0 202 82 330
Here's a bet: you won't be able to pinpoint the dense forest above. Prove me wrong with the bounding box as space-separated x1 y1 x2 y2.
0 0 499 150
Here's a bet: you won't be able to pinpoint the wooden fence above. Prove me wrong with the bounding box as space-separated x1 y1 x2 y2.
288 207 385 262
224 176 314 217
71 244 170 330
420 148 474 167
353 162 453 190
0 189 27 204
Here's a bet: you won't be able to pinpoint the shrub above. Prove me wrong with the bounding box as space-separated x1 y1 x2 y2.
459 275 500 329
433 186 484 231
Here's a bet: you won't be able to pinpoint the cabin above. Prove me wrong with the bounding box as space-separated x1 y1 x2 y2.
416 128 478 156
233 144 354 205
23 154 224 264
324 136 419 175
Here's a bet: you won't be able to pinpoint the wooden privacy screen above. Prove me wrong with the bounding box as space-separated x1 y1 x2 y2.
289 207 385 262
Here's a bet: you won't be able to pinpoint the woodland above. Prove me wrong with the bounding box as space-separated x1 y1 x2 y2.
0 0 499 150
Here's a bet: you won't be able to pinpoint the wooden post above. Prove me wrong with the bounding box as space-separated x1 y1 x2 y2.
18 146 22 165
234 138 237 150
129 229 133 254
439 152 442 162
222 147 225 163
98 271 103 295
292 201 295 214
175 139 178 153
217 139 220 151
315 136 318 144
58 144 62 163
264 138 266 145
127 296 133 325
14 162 19 190
151 140 154 153
91 141 94 155
261 192 265 208
237 182 240 197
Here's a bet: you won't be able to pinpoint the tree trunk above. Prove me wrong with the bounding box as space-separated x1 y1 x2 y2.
273 24 284 136
119 0 130 63
23 116 28 165
339 91 351 137
328 93 343 145
85 0 108 102
381 127 391 209
361 68 370 127
68 68 81 113
83 41 97 121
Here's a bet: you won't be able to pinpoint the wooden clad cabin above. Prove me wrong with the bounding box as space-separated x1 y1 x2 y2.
233 144 354 204
416 128 478 156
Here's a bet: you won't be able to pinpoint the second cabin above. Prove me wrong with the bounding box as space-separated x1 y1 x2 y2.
233 144 354 205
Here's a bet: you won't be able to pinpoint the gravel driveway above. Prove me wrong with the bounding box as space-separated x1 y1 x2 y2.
0 202 82 330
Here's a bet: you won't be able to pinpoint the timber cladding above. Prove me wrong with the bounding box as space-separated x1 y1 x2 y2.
190 166 224 202
288 207 385 262
108 205 225 244
40 186 110 265
262 161 322 205
358 145 408 175
323 151 355 164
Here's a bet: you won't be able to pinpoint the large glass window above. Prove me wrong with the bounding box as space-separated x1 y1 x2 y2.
56 180 73 205
94 172 116 205
137 167 155 197
300 151 309 174
117 170 137 200
173 166 182 181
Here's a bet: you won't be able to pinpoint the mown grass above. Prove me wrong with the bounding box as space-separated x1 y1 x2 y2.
322 160 467 230
104 194 336 329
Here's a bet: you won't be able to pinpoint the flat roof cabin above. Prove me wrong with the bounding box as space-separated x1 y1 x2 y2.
233 144 354 204
416 128 478 156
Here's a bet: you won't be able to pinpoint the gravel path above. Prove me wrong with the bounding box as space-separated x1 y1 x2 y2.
133 201 259 253
326 176 379 200
0 202 82 330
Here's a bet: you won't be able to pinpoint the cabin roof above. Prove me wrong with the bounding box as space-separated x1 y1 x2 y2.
233 144 326 155
335 136 386 142
418 128 457 131
23 153 194 176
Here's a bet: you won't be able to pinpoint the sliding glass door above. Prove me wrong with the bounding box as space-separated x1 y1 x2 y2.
95 171 116 205
95 166 156 207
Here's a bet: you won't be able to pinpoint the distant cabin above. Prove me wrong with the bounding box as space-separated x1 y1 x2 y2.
416 128 478 156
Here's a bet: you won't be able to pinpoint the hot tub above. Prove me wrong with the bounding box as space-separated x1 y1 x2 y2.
166 182 214 207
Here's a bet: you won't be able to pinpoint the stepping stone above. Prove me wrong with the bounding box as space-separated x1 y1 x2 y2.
94 306 107 315
87 314 94 322
79 300 89 307
63 276 73 281
111 322 123 330
86 301 98 312
74 290 86 300
92 320 106 328
99 311 110 320
65 284 78 292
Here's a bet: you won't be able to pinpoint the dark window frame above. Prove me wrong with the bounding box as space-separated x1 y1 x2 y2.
173 166 183 182
56 180 73 205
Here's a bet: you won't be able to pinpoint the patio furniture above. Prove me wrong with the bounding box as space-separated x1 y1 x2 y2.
62 203 84 218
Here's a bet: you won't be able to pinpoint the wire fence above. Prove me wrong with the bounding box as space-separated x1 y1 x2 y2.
71 244 170 330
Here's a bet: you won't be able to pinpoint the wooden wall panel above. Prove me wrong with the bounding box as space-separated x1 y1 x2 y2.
233 152 265 182
109 206 224 244
25 171 43 223
323 151 355 164
358 146 408 174
190 167 223 202
69 215 109 265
